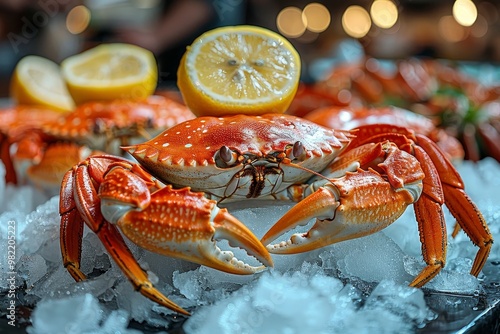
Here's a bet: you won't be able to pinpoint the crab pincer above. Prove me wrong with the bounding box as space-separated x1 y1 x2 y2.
261 168 421 254
100 181 274 275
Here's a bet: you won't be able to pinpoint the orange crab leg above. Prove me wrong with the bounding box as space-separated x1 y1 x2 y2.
416 134 492 277
60 168 85 281
0 133 17 184
99 222 191 315
410 145 447 287
61 155 273 315
262 123 492 286
60 156 130 281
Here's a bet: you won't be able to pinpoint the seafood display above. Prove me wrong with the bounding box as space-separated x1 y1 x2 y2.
0 23 498 333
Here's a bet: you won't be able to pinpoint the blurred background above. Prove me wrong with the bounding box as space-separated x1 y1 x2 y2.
0 0 499 96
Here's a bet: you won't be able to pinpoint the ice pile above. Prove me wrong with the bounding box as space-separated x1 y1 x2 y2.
0 158 499 333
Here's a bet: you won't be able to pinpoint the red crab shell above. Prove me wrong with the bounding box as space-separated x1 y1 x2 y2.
126 114 353 199
41 95 195 150
0 105 61 139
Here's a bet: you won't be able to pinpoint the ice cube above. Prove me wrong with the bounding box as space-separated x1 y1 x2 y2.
99 309 143 334
20 196 60 256
114 279 175 328
17 254 47 287
27 293 103 334
317 232 414 285
27 293 141 334
364 279 434 325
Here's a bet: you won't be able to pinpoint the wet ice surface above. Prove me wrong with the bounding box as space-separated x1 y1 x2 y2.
0 158 499 333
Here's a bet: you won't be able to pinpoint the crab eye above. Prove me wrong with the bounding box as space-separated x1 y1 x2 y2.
92 118 106 134
289 141 306 160
145 117 154 129
215 146 239 167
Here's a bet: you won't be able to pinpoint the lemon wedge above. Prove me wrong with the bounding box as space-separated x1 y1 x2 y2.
177 25 301 116
10 55 75 112
61 43 158 105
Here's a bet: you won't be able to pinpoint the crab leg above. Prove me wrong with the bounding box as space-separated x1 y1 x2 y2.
0 133 17 184
60 156 190 314
60 168 86 281
416 134 492 277
60 156 127 282
350 125 492 278
410 145 447 287
262 125 492 288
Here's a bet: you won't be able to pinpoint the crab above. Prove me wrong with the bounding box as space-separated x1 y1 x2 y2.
60 113 492 315
0 105 62 185
313 57 438 109
0 96 195 189
303 105 465 163
41 95 195 153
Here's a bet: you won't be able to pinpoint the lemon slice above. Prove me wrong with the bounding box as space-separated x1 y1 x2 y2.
10 55 75 112
61 43 158 105
177 25 301 116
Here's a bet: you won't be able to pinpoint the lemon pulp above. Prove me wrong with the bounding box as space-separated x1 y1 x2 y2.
61 43 158 105
10 55 75 112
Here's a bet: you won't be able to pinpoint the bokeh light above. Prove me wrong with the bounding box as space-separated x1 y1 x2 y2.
370 0 398 29
277 7 307 38
302 3 331 33
478 1 498 24
453 0 478 27
342 5 372 38
471 15 488 38
66 5 91 35
439 15 468 42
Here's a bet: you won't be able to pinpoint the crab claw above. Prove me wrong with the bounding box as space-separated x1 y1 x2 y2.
209 206 274 273
101 184 273 275
261 185 341 253
262 170 419 254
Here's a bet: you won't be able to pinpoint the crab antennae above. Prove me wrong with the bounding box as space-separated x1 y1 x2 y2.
281 159 333 184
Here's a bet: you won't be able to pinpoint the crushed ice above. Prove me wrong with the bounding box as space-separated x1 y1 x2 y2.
0 158 498 333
